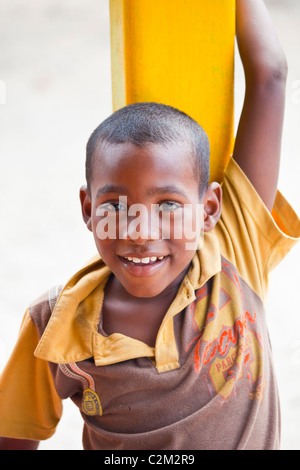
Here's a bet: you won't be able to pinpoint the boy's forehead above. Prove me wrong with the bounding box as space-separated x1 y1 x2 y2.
89 141 202 204
93 140 195 173
89 141 201 198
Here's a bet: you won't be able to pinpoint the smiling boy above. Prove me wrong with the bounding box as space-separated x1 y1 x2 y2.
1 0 300 450
79 106 221 347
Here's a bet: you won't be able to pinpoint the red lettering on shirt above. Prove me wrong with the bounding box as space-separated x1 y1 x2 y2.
202 310 256 366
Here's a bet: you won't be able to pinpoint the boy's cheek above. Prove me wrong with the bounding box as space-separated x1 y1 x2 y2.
171 206 204 251
92 238 113 264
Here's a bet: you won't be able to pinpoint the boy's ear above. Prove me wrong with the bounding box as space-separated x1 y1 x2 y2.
202 182 222 232
80 185 92 232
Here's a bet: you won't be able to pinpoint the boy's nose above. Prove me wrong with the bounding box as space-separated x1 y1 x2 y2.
120 205 160 243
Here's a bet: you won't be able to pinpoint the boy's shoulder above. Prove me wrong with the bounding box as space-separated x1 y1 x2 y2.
29 285 62 338
28 255 108 336
214 157 300 303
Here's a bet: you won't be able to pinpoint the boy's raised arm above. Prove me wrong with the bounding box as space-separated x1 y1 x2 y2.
233 0 288 212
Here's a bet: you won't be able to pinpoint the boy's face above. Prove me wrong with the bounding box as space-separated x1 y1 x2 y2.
80 141 221 298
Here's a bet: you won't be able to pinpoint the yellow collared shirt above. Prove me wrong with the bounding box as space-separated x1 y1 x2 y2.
0 158 299 449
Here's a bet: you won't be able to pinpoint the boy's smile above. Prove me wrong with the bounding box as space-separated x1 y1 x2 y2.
80 141 221 298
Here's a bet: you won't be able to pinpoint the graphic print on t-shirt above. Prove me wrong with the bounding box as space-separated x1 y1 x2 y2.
59 362 102 416
185 258 265 403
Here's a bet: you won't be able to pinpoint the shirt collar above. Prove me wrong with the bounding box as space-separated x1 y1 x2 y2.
34 231 221 369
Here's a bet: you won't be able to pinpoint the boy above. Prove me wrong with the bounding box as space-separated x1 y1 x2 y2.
0 0 299 450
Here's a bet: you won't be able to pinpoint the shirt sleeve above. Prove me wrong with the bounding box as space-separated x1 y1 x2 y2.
0 310 63 441
214 157 300 304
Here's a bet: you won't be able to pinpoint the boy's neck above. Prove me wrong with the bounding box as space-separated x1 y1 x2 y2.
101 264 191 347
110 264 190 303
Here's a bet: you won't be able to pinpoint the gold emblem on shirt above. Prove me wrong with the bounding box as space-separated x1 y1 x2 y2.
82 388 102 416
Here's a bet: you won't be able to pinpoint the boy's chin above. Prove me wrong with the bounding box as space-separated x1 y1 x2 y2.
120 281 167 299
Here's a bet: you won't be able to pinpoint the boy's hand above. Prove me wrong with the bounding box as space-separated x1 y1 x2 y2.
233 0 287 212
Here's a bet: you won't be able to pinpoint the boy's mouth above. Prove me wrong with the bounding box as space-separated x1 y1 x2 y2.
117 254 170 276
121 255 166 266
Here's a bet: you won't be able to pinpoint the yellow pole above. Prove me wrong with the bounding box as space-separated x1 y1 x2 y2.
109 0 236 183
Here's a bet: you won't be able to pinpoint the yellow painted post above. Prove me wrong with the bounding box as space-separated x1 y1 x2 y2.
109 0 236 183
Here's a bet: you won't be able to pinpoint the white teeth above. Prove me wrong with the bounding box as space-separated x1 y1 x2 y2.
124 255 165 264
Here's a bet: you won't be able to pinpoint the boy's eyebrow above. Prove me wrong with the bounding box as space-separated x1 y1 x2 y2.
96 184 188 198
146 185 188 198
96 184 128 197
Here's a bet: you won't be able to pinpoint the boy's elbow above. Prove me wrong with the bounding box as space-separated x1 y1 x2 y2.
246 54 288 89
268 55 288 83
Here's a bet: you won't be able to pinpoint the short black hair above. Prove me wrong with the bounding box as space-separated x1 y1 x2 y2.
86 102 210 194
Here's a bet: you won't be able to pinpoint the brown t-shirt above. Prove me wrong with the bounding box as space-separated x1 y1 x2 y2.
1 158 299 449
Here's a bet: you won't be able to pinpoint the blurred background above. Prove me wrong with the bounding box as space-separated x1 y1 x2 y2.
0 0 299 450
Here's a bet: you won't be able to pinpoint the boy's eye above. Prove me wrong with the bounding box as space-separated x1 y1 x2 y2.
98 202 127 212
158 202 181 212
97 201 182 214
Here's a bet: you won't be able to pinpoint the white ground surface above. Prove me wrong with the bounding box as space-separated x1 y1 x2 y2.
0 0 299 450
